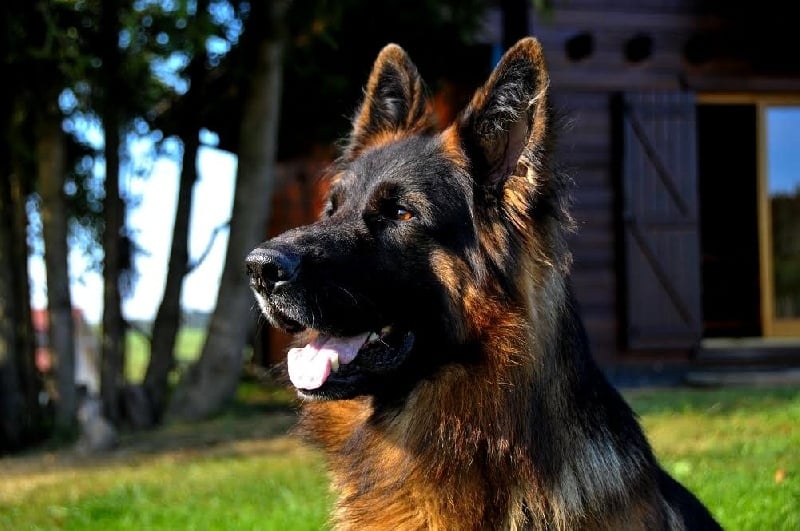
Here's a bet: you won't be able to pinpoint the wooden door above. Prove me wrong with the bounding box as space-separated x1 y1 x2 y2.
620 92 703 350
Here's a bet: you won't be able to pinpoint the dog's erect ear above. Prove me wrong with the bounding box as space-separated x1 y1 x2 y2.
346 44 435 158
455 37 550 186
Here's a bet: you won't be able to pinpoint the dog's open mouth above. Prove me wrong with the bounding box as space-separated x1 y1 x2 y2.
287 325 414 394
250 281 416 398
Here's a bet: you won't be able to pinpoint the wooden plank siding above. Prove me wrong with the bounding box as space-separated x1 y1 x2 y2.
554 92 618 361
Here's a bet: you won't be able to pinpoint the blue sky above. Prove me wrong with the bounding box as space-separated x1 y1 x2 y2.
29 146 236 324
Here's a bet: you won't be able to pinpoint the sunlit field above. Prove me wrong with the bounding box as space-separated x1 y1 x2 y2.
2 386 798 530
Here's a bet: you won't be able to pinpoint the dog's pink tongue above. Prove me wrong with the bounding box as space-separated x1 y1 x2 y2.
287 333 369 390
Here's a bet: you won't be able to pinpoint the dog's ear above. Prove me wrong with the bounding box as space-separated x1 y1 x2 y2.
455 37 550 187
346 44 435 158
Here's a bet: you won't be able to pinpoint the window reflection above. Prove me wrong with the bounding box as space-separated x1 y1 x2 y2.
766 107 800 320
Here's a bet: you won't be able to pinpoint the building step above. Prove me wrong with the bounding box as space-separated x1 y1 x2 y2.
697 338 800 366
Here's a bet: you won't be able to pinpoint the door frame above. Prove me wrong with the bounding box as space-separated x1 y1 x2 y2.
698 93 800 337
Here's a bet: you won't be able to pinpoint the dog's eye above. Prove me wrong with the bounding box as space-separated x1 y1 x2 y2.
380 202 414 222
394 208 413 221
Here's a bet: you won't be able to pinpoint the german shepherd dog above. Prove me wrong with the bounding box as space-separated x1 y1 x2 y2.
246 38 721 530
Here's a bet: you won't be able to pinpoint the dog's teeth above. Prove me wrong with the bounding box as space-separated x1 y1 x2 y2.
329 352 340 372
367 332 379 343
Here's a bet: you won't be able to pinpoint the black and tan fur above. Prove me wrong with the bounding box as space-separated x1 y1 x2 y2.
246 38 721 530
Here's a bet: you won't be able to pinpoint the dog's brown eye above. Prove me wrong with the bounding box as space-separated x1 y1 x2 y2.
378 199 414 222
395 208 413 221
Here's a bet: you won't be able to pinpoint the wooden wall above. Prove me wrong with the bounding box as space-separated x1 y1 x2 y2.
552 92 620 362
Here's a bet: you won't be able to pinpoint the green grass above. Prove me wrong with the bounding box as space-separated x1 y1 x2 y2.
627 387 800 530
0 439 329 530
0 396 328 531
125 327 206 383
1 386 798 530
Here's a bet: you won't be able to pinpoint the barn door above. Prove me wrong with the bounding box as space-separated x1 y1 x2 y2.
620 92 702 350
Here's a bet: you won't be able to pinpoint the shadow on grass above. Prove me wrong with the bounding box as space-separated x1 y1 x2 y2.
1 379 304 477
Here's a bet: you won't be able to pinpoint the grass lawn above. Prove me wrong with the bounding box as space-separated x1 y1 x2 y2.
125 327 206 383
1 386 798 530
0 385 328 531
628 387 800 530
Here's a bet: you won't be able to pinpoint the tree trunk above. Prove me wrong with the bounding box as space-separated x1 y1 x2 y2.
99 0 126 426
142 132 200 424
0 50 25 451
0 174 25 453
37 114 77 435
0 167 41 451
101 117 125 425
12 175 42 440
167 2 287 421
140 0 211 426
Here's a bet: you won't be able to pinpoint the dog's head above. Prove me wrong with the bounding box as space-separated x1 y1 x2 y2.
247 38 567 400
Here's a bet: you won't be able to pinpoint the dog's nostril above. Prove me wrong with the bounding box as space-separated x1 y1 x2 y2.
245 247 300 288
261 257 297 283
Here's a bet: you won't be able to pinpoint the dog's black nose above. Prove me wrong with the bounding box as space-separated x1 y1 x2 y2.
245 247 300 293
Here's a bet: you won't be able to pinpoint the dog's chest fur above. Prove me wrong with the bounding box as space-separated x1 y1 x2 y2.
299 368 671 531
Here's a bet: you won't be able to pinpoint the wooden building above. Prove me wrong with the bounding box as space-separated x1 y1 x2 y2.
259 0 800 376
520 0 800 373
